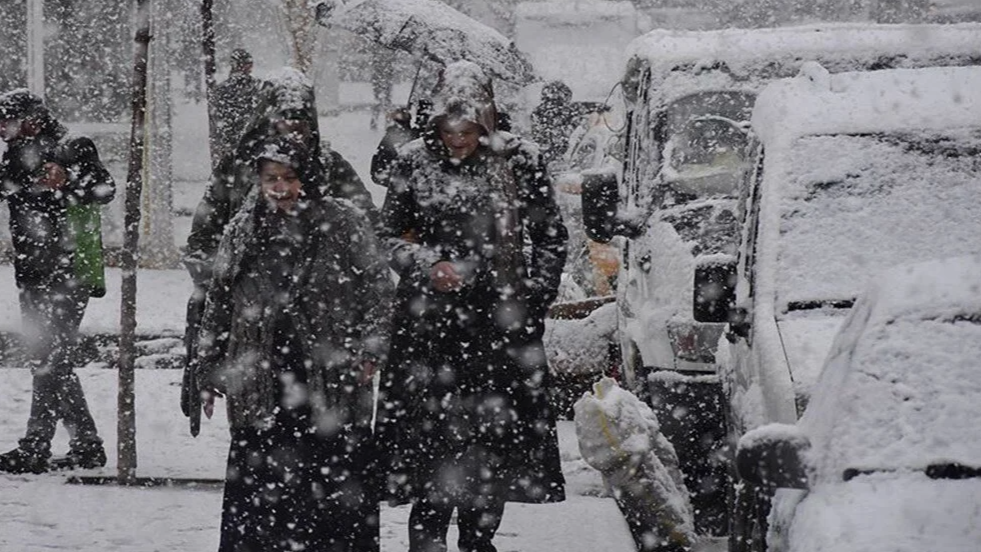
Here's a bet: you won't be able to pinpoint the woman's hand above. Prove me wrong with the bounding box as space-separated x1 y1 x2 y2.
359 359 377 386
430 261 464 293
37 162 67 189
200 388 224 419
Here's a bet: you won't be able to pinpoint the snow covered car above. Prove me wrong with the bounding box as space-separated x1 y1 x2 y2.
722 64 981 550
582 22 981 538
735 255 981 552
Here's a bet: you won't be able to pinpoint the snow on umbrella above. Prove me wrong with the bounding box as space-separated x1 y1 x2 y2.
315 0 535 85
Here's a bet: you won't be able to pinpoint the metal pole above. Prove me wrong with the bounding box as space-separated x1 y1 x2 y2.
119 0 153 486
26 0 44 97
201 0 218 170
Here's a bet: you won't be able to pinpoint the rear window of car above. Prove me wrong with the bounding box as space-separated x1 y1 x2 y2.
774 129 981 310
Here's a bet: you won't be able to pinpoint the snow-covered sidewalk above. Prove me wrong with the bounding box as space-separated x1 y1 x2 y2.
0 367 635 552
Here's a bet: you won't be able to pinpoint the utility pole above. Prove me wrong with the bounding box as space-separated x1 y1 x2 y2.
26 0 44 97
119 0 153 486
202 0 218 170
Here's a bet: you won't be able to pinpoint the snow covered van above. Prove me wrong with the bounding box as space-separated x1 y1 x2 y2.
723 64 981 550
581 22 981 537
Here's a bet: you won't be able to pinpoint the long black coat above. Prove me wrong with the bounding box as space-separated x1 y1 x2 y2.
196 193 392 431
196 192 392 552
0 122 115 289
376 131 569 505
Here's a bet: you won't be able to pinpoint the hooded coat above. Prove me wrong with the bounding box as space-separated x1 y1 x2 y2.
194 139 392 552
185 68 377 288
531 81 582 167
0 90 115 290
195 140 392 431
376 62 569 505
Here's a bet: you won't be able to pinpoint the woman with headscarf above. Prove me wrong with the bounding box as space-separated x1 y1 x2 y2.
182 68 380 438
376 61 569 552
195 136 392 552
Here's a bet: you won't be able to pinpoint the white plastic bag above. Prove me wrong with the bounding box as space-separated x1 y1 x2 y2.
574 377 696 551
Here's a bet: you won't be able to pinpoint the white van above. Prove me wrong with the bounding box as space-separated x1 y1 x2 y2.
581 22 981 539
725 63 981 551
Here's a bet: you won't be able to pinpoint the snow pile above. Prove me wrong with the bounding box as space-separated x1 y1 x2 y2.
787 474 981 552
574 377 695 549
544 302 616 377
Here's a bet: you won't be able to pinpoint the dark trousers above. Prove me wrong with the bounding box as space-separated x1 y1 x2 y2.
17 280 100 456
408 497 506 552
219 414 380 552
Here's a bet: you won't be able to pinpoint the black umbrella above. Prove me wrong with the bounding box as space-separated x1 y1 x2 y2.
315 0 535 85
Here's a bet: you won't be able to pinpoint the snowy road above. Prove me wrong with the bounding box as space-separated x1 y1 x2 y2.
0 367 636 552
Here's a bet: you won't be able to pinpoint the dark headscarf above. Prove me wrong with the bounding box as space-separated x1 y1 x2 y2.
0 88 67 140
236 68 322 161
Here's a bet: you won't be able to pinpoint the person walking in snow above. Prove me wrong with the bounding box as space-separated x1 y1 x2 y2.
530 80 582 168
376 61 569 552
195 136 392 552
209 48 263 169
181 68 378 434
0 89 115 474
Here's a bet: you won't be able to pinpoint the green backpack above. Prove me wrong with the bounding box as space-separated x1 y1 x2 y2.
67 202 107 298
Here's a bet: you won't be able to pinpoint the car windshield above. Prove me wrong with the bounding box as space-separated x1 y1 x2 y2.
656 91 756 206
807 315 981 480
775 130 981 310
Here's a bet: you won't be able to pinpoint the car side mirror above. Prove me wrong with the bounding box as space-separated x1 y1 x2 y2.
726 306 751 341
737 424 810 490
581 169 643 243
693 262 736 323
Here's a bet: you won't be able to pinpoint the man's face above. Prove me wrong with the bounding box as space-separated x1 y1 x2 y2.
0 118 23 142
259 160 303 212
438 119 483 160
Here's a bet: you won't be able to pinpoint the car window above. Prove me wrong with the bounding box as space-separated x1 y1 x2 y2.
774 129 981 311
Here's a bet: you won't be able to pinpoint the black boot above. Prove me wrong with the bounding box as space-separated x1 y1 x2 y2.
50 443 107 471
0 447 49 474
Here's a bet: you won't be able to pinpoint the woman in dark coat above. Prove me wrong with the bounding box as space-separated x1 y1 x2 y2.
195 137 392 552
376 61 569 552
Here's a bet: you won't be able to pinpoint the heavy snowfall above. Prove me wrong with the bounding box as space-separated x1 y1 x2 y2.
1 1 981 552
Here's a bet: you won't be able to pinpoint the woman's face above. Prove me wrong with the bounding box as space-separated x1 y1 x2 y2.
259 160 303 212
438 119 483 160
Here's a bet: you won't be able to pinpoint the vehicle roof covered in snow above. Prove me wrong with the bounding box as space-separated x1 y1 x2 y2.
751 64 981 144
625 23 981 78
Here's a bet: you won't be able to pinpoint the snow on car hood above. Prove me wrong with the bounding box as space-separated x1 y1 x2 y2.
775 311 848 403
787 473 981 552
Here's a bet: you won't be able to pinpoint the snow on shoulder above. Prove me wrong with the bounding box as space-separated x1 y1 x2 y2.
752 64 981 144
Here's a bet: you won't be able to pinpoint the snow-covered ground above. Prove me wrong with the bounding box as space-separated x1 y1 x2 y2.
0 367 635 552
